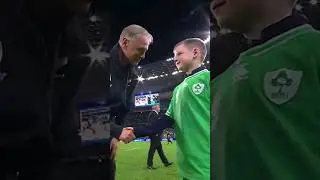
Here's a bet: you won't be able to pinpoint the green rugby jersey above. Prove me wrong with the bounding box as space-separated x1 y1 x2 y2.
213 24 320 180
166 68 210 180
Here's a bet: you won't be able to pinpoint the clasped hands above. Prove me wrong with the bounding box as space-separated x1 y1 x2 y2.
110 127 135 160
119 127 136 144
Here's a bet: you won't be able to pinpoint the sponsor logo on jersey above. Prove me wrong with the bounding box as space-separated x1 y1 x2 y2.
264 68 303 105
192 83 205 95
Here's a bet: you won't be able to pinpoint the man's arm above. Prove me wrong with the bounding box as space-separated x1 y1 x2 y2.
110 122 123 139
110 122 135 142
133 114 174 138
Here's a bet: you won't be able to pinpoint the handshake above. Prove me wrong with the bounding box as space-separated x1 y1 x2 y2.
119 127 136 144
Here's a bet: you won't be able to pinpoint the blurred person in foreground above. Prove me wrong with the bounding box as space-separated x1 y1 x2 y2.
124 38 210 180
211 0 320 179
0 0 94 179
50 24 152 180
146 105 173 170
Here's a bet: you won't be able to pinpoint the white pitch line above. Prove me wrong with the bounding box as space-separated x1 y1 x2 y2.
122 147 139 151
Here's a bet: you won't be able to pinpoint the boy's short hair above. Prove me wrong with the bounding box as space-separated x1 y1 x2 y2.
174 38 207 62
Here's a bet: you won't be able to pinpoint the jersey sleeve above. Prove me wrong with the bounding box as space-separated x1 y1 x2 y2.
165 91 176 119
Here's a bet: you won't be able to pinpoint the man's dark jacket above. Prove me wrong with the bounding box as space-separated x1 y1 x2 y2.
108 44 138 139
65 43 138 157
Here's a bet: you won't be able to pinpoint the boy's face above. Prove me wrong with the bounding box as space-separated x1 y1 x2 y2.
211 0 262 31
173 44 198 72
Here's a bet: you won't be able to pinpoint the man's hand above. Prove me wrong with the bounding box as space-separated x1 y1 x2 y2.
119 127 135 144
110 138 119 161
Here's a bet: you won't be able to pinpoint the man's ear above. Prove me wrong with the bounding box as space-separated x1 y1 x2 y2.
120 37 129 49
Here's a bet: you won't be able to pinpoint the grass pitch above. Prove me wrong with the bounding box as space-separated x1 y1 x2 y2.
116 141 177 180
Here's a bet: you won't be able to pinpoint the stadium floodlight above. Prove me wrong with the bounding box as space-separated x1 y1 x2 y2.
204 36 210 44
172 71 179 75
166 57 174 62
138 76 145 82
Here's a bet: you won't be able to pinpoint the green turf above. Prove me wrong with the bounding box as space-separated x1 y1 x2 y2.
116 141 177 180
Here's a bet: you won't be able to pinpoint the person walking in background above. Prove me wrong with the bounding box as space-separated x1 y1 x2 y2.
147 133 173 169
166 132 173 145
146 105 173 169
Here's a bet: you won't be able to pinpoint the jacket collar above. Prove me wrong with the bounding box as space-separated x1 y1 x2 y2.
111 43 132 68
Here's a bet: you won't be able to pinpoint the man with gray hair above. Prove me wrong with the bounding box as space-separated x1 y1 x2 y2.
117 24 153 65
107 24 153 179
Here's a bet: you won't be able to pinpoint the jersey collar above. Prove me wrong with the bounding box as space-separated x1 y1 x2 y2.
187 66 207 77
251 12 309 45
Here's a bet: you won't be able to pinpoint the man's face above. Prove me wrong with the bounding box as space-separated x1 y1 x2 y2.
211 0 261 31
173 44 197 72
154 105 160 112
122 35 151 66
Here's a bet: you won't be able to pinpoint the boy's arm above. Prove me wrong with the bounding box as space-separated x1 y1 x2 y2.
133 114 174 138
133 90 176 138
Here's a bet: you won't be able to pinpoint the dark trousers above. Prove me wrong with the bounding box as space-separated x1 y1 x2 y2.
147 143 169 167
50 157 116 180
0 147 54 180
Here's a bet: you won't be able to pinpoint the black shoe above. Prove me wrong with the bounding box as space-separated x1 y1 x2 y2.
147 166 157 170
164 162 173 167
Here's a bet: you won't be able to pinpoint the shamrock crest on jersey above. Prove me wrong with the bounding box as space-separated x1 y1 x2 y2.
192 83 205 95
264 68 303 105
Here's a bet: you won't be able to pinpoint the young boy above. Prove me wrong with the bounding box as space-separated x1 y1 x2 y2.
211 0 320 179
131 38 210 180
